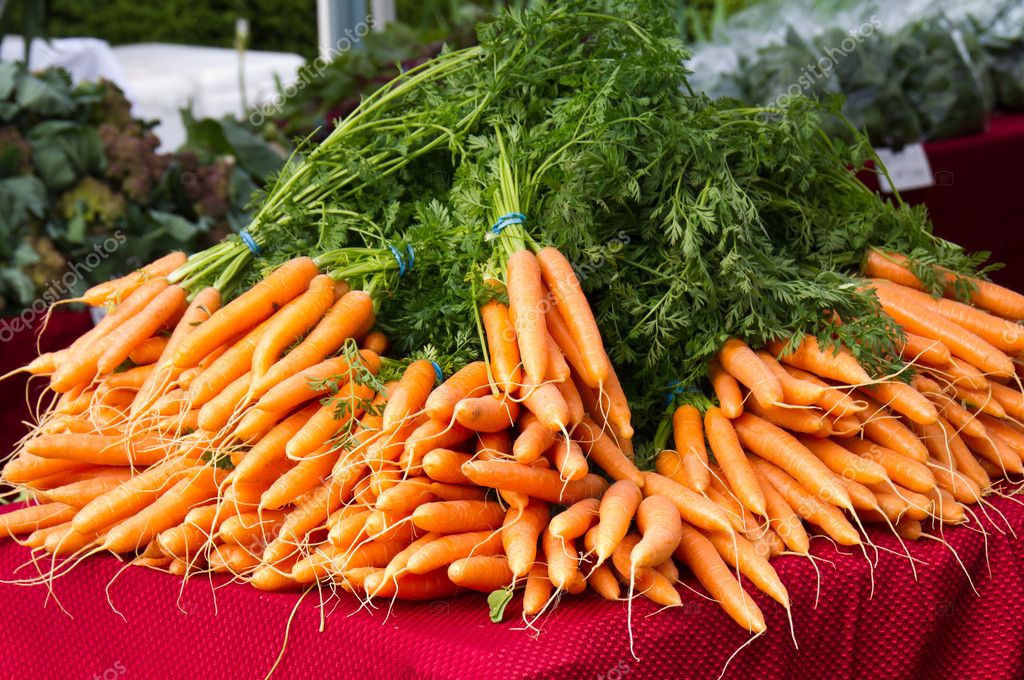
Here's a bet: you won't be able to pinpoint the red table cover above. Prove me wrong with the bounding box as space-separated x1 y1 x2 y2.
1 497 1022 679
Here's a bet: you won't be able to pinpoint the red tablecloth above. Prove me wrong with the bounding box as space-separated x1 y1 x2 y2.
1 498 1022 680
860 113 1024 293
0 310 92 465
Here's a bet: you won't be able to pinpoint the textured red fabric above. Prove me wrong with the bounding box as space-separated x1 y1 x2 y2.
0 310 92 465
858 113 1024 293
0 498 1022 679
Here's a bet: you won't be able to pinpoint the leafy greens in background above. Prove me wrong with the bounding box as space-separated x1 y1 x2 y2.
0 62 283 313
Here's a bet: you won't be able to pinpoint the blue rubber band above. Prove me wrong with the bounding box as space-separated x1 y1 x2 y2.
405 244 415 272
388 245 406 277
663 381 699 406
490 212 527 235
431 361 444 384
239 230 261 256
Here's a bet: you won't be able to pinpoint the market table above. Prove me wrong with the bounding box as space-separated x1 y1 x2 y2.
1 498 1022 680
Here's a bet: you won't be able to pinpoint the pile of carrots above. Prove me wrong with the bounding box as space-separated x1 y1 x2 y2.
1 245 1023 636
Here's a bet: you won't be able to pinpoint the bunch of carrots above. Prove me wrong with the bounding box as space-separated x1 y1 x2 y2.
1 245 1023 636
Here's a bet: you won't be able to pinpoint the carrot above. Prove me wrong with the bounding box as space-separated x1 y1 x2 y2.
97 285 188 374
424 362 490 422
928 463 983 505
544 333 570 383
104 466 221 553
756 351 825 405
871 281 1014 378
864 248 1024 321
900 332 953 367
0 502 77 538
704 407 766 515
768 336 871 386
39 469 135 507
355 328 386 354
208 544 260 575
260 447 341 510
546 302 595 386
195 371 251 432
230 405 315 485
218 511 285 547
255 351 379 415
611 534 681 607
672 405 710 492
550 438 588 481
751 459 860 545
966 429 1024 474
500 500 548 578
522 382 571 432
382 360 437 431
541 527 579 590
947 383 1004 418
251 274 335 379
513 413 557 464
857 399 931 462
411 500 505 533
758 473 810 554
250 290 375 397
3 455 88 485
654 449 696 489
536 247 610 385
462 459 608 505
286 382 375 459
979 414 1024 457
448 555 514 592
127 337 169 366
405 530 504 575
25 434 168 466
572 417 642 485
173 257 319 369
81 252 186 305
801 437 889 485
675 522 765 630
523 564 552 616
989 381 1024 420
632 495 682 569
784 367 869 417
709 359 744 418
641 471 735 535
733 413 852 509
718 339 782 406
557 376 581 426
549 498 599 541
402 419 473 471
506 249 549 383
597 367 634 441
745 397 830 436
862 380 939 425
51 279 170 392
923 294 1024 354
584 479 642 564
421 448 473 485
588 563 621 601
363 568 461 600
453 394 520 433
939 356 990 391
702 530 789 608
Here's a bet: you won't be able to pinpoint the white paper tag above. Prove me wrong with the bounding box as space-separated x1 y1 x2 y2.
875 144 934 193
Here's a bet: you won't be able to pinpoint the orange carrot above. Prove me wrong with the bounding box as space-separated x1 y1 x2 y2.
709 359 744 418
871 280 1014 377
513 413 557 464
382 360 437 431
506 249 548 383
0 502 77 538
522 382 571 432
843 439 937 494
705 407 767 516
632 495 682 569
448 555 514 592
641 472 735 536
96 285 188 374
862 380 939 426
573 417 642 485
900 333 952 366
461 460 608 505
405 530 503 575
453 393 520 433
523 564 552 616
425 361 490 422
718 339 782 406
542 527 579 590
751 459 860 546
250 274 335 379
411 500 505 533
536 247 610 385
864 248 1024 321
800 436 889 485
757 350 825 405
758 473 810 554
549 498 599 540
546 302 596 387
550 438 588 481
502 500 548 577
733 413 852 509
612 534 680 607
768 336 871 386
